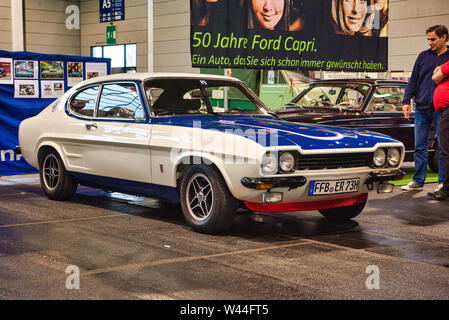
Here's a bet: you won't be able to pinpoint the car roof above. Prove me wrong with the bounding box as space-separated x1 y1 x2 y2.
308 78 407 85
74 72 242 89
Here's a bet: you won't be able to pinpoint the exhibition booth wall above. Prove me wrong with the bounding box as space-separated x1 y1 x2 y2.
0 50 110 176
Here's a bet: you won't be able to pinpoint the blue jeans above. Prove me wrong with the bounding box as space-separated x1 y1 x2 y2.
413 108 445 185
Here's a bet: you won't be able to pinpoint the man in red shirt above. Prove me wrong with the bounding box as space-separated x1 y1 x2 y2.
428 60 449 199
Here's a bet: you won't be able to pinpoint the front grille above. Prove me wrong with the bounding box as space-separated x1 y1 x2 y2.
296 152 373 170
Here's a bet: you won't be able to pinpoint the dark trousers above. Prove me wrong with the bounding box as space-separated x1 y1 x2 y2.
439 107 449 194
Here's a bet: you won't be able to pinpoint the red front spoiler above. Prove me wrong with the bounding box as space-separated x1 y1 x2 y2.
244 193 368 213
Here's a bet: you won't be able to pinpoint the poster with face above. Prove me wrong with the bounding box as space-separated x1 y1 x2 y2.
190 0 389 71
0 58 13 84
14 60 38 79
67 62 83 86
14 80 39 98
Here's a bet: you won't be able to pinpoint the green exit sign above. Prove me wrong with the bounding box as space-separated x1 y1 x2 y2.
106 25 116 45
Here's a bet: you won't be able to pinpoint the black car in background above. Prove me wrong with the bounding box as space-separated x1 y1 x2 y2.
275 79 439 172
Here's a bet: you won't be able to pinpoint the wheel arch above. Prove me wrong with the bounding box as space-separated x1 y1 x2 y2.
174 154 235 196
36 142 66 168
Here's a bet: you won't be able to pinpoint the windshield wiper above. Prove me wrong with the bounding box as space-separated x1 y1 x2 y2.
282 103 303 110
267 111 281 119
225 107 249 113
321 101 335 107
282 102 302 109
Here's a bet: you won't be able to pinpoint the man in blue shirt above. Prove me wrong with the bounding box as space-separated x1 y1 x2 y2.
402 25 449 191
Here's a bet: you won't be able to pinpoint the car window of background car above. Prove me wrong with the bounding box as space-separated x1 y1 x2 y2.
262 70 287 85
97 83 145 119
296 86 342 106
339 88 365 109
69 85 99 117
365 86 405 113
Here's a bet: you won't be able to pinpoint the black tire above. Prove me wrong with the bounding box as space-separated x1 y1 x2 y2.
428 143 439 174
39 149 78 200
179 164 238 234
318 200 367 222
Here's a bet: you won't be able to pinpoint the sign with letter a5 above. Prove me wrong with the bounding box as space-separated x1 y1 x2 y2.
100 0 125 23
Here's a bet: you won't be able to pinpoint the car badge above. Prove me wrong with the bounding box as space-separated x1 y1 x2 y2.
218 120 235 125
200 80 207 85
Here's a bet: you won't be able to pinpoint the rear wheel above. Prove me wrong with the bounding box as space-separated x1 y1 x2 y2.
180 164 238 234
318 200 366 222
39 150 78 200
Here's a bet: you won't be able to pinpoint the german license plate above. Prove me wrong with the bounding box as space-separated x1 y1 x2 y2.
308 178 360 196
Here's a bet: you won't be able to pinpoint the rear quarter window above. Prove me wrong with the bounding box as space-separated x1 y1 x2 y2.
69 86 99 117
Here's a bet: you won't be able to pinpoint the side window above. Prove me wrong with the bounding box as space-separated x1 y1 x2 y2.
366 87 405 113
69 86 99 117
97 83 145 119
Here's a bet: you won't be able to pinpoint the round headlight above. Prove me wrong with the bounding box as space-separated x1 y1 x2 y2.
262 152 278 174
387 148 401 166
279 152 295 172
373 148 386 167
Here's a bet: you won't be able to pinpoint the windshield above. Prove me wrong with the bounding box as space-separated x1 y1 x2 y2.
144 78 270 116
291 83 371 110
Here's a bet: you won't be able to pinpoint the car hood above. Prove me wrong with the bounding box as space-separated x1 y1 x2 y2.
153 115 398 150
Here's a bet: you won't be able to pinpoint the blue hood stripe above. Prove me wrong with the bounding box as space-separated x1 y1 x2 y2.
151 115 400 150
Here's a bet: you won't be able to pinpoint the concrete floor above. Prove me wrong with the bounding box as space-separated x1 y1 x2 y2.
0 174 448 300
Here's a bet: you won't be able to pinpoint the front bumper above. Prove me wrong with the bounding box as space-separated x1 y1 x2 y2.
241 176 307 190
245 193 368 213
365 169 405 184
241 169 404 191
240 169 404 212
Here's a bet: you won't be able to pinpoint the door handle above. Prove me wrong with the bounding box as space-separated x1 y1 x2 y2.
86 123 98 130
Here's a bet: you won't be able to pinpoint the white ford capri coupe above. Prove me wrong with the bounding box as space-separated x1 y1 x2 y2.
17 73 405 233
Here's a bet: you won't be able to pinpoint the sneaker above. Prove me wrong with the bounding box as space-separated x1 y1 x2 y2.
434 184 444 192
401 181 424 191
427 189 449 201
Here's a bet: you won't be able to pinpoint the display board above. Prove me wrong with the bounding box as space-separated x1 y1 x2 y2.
0 50 111 176
190 0 388 72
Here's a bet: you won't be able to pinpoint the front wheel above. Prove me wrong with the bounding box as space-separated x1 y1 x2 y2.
180 165 238 234
318 200 367 222
39 150 78 200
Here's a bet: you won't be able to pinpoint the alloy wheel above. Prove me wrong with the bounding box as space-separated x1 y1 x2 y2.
42 154 60 191
186 173 214 221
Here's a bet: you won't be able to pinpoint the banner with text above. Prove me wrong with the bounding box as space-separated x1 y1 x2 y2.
190 0 388 72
